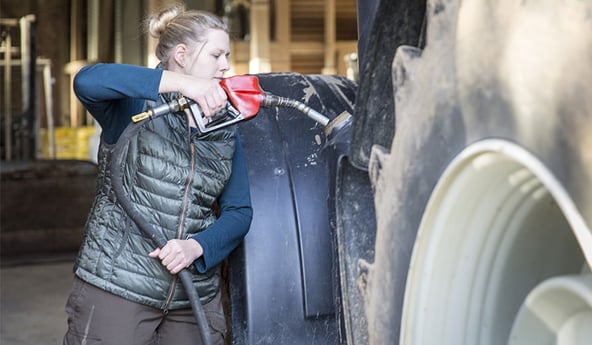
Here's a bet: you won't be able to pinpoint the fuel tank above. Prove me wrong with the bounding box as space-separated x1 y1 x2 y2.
229 72 357 344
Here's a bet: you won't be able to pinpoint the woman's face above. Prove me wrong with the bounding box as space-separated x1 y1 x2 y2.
183 29 230 81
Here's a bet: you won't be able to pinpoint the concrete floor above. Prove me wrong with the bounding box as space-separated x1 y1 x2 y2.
1 260 75 345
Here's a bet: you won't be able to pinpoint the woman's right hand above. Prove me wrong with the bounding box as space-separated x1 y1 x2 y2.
159 71 228 118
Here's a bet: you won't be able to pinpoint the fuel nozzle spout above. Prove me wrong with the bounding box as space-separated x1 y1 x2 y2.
258 93 352 140
260 94 329 126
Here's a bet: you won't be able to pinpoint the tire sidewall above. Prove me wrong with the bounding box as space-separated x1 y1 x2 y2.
366 1 592 344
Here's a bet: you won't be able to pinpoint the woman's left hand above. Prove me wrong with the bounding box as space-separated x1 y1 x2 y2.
148 239 204 274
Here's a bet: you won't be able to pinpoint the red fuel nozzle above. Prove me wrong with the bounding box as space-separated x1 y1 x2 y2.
220 75 265 117
132 75 345 136
223 75 331 126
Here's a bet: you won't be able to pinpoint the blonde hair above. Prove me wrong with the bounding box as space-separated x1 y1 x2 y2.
146 3 228 64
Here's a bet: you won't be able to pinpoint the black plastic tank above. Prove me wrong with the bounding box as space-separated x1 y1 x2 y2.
229 72 357 344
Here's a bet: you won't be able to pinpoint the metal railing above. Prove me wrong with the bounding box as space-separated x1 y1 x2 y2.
1 15 56 160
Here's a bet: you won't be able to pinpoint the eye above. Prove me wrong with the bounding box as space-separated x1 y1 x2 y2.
212 51 230 59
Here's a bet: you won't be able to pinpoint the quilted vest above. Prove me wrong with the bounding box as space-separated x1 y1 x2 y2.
74 99 236 310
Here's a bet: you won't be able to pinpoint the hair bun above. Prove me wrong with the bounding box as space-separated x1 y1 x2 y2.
147 3 185 39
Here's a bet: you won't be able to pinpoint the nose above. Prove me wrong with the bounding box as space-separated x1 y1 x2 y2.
219 56 230 72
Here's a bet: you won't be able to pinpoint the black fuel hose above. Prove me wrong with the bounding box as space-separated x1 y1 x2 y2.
111 127 213 345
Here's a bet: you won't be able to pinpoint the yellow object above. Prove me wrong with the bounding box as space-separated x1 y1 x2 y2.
40 126 96 160
131 111 152 123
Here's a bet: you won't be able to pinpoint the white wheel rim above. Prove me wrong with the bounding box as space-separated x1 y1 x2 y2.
400 139 592 345
509 275 592 345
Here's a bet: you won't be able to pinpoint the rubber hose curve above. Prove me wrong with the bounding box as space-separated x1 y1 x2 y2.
110 127 213 345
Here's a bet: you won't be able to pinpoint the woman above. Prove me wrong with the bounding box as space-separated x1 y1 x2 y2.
63 4 252 345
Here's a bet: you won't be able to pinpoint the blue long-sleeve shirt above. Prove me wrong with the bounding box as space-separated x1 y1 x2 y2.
74 63 252 273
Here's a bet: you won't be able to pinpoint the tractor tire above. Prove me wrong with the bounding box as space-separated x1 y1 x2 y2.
363 1 592 344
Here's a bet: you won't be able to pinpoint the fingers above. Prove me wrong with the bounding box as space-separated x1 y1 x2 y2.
157 241 190 274
148 248 160 258
194 82 227 118
150 239 202 275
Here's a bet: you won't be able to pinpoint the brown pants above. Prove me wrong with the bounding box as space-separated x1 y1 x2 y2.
63 277 226 345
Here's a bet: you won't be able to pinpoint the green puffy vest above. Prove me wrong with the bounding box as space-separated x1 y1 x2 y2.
74 103 236 310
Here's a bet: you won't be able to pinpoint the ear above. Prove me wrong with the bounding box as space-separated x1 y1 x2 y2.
173 43 188 68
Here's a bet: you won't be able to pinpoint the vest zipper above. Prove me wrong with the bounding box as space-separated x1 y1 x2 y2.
162 141 196 313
